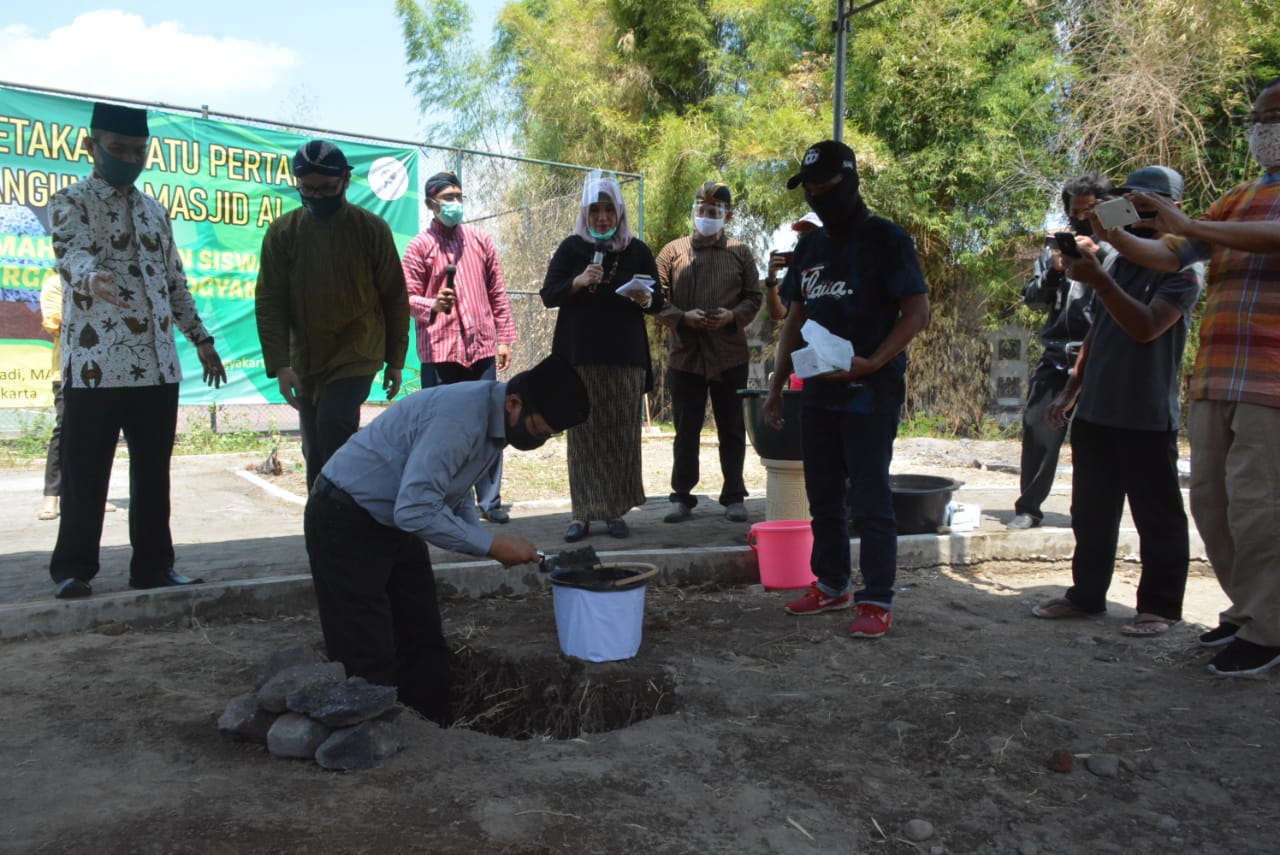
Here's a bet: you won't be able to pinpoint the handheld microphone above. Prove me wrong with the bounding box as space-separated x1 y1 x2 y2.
592 242 606 266
442 264 456 314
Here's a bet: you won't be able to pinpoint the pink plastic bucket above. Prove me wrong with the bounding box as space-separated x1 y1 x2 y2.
747 520 816 590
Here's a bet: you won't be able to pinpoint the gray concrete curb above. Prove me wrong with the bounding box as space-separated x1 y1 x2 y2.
0 528 1205 641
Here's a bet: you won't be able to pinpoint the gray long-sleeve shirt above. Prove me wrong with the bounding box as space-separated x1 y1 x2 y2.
319 381 507 557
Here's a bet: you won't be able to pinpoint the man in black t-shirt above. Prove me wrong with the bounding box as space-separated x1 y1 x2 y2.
763 140 931 639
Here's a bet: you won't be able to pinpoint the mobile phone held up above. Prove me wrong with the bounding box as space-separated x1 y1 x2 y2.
1054 231 1082 259
1093 197 1141 230
771 250 795 267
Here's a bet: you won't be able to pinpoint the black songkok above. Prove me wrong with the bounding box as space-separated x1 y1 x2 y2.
512 354 590 432
90 103 149 137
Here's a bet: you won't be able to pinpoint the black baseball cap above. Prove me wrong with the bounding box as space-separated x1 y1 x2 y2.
786 140 858 190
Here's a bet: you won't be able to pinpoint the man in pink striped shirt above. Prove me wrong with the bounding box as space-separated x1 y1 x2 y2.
402 171 518 522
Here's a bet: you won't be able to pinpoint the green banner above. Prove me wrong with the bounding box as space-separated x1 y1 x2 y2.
0 85 419 407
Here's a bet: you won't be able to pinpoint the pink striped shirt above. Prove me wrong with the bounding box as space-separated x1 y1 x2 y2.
403 219 517 367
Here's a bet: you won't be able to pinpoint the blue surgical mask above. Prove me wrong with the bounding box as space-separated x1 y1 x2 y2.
588 226 617 240
93 144 145 188
437 201 464 227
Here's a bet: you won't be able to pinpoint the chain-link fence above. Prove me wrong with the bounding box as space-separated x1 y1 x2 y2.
0 93 644 439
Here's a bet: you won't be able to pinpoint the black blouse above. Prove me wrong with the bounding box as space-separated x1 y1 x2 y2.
540 234 665 391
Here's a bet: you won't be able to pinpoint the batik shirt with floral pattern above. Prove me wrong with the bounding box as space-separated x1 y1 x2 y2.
49 174 211 389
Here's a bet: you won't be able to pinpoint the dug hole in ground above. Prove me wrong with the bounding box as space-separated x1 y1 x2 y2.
1 436 1276 854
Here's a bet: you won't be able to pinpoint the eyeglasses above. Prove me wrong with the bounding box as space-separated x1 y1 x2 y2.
1240 109 1280 125
434 192 466 203
297 181 344 198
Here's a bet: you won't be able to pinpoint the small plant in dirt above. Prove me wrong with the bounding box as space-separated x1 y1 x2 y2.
176 408 283 455
0 413 54 465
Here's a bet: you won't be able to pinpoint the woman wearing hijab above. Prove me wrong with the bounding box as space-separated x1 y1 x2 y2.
541 172 664 542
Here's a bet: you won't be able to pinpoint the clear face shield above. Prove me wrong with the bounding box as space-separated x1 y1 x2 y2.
581 169 622 209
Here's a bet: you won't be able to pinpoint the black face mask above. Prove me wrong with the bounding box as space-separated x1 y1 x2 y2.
804 176 866 232
1068 217 1094 236
94 144 145 187
300 192 345 219
506 412 550 451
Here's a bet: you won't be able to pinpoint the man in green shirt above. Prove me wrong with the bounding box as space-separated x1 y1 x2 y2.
255 140 411 489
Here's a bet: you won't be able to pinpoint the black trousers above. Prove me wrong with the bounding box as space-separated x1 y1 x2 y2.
668 364 749 508
50 384 178 585
298 374 374 491
1065 418 1189 618
1015 360 1071 520
305 483 451 725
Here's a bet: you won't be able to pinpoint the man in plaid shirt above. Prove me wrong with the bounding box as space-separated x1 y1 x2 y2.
1104 76 1280 677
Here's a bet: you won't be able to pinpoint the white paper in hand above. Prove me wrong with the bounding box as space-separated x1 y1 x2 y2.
793 319 854 379
615 275 656 298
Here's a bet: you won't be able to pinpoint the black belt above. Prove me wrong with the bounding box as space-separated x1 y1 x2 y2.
312 475 362 512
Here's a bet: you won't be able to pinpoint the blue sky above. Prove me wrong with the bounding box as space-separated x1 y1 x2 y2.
0 2 506 143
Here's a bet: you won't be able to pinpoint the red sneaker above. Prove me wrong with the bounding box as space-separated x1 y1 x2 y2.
784 584 852 615
848 603 892 638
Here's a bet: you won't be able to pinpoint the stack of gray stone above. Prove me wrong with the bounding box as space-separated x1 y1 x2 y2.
217 644 405 771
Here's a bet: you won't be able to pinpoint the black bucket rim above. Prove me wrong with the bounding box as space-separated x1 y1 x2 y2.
548 562 660 592
889 474 963 494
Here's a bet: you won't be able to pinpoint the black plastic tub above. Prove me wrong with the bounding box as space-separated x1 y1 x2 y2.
890 474 962 535
738 388 804 461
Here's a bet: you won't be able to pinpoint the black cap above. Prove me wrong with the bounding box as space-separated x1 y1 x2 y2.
90 103 148 137
1117 166 1184 201
786 140 858 190
516 354 589 431
292 140 350 177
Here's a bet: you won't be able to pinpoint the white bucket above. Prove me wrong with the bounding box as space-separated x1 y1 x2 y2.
549 563 658 662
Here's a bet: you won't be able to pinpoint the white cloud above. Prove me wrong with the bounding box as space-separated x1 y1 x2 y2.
0 11 297 105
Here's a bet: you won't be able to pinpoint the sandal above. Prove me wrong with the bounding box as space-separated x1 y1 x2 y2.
1120 614 1179 637
1032 597 1099 620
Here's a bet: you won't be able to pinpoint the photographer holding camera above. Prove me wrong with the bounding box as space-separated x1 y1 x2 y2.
1008 172 1113 530
1032 166 1203 638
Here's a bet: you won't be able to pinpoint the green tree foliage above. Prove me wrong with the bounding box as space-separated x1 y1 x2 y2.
1060 0 1280 213
400 0 1280 433
396 0 516 152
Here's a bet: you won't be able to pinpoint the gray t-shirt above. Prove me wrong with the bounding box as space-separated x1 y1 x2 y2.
1074 256 1203 432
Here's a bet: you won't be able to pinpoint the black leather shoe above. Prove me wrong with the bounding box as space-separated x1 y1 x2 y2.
607 518 630 539
564 520 590 543
130 571 205 590
1006 513 1041 530
55 578 92 599
481 507 510 524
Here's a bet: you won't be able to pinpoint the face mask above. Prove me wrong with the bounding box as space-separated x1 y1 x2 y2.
693 215 725 237
1249 122 1280 171
93 144 145 187
1068 217 1094 236
805 178 861 230
436 201 464 227
588 226 617 240
506 412 550 451
300 192 344 219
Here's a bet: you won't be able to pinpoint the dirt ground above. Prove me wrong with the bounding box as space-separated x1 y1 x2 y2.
2 438 1277 854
